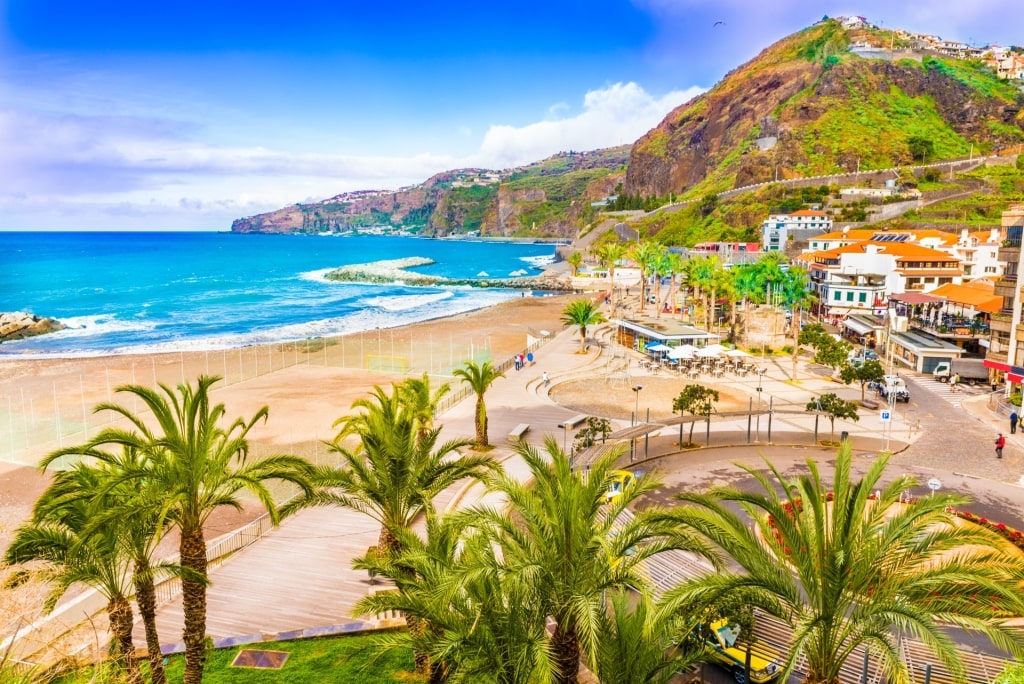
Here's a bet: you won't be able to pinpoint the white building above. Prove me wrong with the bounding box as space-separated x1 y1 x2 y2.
761 209 832 252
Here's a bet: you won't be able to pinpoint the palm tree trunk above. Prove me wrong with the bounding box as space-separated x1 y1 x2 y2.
638 269 647 314
180 528 209 684
476 398 489 447
551 623 581 684
792 305 801 381
134 559 167 684
108 595 143 684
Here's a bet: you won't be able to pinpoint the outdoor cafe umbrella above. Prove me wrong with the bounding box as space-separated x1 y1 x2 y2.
725 349 751 358
667 346 694 360
647 343 672 353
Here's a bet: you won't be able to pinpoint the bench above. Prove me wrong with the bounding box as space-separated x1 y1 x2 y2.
508 423 530 442
860 399 880 409
558 414 589 430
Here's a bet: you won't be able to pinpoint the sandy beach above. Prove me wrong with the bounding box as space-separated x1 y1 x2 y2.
0 294 578 540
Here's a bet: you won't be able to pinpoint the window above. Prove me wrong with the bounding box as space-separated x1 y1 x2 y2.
859 292 867 303
834 291 841 301
846 292 854 302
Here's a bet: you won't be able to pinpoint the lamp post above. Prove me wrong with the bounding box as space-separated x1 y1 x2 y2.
632 385 643 426
755 373 764 442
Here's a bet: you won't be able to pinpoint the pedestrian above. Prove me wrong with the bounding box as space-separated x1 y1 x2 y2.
1012 411 1019 435
542 371 549 387
996 433 1006 459
950 373 959 393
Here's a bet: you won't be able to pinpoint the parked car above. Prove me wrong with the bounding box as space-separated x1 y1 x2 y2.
605 469 638 503
847 349 879 365
695 618 782 683
869 375 910 403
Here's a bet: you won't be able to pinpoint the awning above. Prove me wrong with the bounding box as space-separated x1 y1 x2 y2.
843 317 876 335
888 292 944 305
984 359 1024 384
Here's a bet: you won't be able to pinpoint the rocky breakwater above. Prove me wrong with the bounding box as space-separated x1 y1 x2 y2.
0 312 66 343
325 257 573 291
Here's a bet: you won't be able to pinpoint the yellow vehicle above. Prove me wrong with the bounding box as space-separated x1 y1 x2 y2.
605 469 636 503
699 618 782 683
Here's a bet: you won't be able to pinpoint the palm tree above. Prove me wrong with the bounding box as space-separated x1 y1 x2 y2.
779 266 817 381
593 589 701 684
473 438 717 684
355 513 551 684
656 250 684 319
732 264 761 343
666 444 1024 684
59 375 316 684
321 382 488 556
6 465 143 684
314 384 493 678
453 360 504 449
629 241 661 314
397 372 450 443
596 241 627 311
561 298 607 354
566 250 584 277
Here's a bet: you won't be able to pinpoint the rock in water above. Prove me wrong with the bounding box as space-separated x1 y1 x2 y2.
0 312 67 343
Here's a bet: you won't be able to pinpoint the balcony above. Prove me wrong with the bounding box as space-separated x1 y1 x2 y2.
909 315 990 339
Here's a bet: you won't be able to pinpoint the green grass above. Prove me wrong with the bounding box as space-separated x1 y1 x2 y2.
54 633 416 684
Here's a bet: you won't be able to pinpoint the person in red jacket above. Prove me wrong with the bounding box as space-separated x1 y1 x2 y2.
995 433 1006 459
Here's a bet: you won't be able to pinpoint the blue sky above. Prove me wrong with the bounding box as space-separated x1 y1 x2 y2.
1 0 1020 231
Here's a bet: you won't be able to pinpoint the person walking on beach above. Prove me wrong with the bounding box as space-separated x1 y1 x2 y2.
1012 411 1019 435
542 371 549 387
996 433 1006 459
950 373 960 392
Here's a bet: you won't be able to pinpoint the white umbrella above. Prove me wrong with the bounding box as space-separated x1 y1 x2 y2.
703 343 727 355
695 347 720 358
647 344 671 352
725 349 751 358
667 346 694 360
678 344 699 353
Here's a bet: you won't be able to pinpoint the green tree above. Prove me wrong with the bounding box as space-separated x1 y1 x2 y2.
453 360 505 448
731 264 761 342
668 445 1024 684
561 298 607 354
673 384 720 446
397 372 450 443
779 266 817 380
321 382 488 556
566 250 584 277
1017 154 1024 171
908 136 935 162
5 465 144 684
629 241 661 315
356 513 551 684
806 392 860 440
997 662 1024 684
593 589 700 684
839 359 885 400
58 376 316 684
655 250 684 319
573 416 612 451
474 438 717 684
596 241 627 311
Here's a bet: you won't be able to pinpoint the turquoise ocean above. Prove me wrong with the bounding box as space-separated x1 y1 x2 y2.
0 232 558 358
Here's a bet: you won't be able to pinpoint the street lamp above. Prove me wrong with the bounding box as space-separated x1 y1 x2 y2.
632 385 643 426
755 374 764 441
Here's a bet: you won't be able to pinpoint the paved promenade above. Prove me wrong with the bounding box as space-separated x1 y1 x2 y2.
141 318 1023 651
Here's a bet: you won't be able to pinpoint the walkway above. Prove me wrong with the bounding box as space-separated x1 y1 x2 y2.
138 315 1020 681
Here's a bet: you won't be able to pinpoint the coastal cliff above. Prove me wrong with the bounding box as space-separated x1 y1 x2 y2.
0 312 66 343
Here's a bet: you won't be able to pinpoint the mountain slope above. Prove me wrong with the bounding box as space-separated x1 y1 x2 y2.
625 18 1024 200
231 148 628 237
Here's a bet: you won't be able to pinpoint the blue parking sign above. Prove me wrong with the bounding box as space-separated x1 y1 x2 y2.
880 410 892 422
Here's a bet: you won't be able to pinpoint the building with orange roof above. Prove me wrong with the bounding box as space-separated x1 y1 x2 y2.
794 241 962 320
761 209 831 252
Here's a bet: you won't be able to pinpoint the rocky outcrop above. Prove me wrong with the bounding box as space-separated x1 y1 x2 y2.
324 258 574 291
0 312 66 343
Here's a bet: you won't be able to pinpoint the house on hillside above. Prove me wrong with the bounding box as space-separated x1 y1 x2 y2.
761 209 832 252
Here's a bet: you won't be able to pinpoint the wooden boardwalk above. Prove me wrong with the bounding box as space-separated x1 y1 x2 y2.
134 505 382 644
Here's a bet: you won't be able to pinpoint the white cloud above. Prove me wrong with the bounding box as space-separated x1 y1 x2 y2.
474 81 704 168
0 80 702 229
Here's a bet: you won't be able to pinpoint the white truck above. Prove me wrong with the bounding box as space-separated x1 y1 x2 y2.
932 358 989 386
